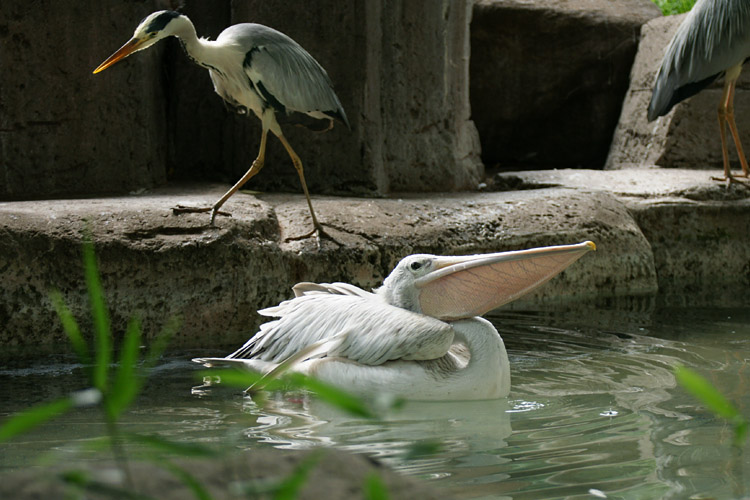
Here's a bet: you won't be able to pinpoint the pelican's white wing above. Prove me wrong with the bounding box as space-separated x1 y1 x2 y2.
226 288 454 366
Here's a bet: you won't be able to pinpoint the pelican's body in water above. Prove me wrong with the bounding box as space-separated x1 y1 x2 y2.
194 241 596 400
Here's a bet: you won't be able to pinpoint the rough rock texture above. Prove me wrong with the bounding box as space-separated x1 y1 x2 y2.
227 0 483 194
0 449 451 500
470 0 660 170
605 14 750 170
493 168 750 303
1 1 481 200
0 184 651 347
0 1 168 199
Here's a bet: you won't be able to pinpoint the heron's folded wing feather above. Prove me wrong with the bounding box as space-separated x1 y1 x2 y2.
243 37 344 117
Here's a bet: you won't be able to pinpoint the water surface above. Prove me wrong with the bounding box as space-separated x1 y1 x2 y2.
2 303 749 499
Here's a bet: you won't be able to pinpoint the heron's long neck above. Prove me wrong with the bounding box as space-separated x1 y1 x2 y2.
171 18 224 72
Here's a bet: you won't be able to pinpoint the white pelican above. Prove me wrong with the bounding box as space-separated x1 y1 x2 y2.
194 241 596 400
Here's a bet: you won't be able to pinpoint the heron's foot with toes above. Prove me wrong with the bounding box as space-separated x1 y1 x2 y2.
711 175 750 188
172 205 232 225
285 224 341 247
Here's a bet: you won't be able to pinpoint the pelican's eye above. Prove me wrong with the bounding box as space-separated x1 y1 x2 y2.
410 261 422 271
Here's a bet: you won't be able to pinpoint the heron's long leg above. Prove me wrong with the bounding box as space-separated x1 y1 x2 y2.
207 128 269 225
712 64 749 187
274 132 325 240
724 78 750 177
172 128 268 224
717 80 733 180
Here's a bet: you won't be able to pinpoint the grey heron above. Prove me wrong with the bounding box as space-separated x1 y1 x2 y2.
648 0 750 185
194 241 596 401
94 10 349 239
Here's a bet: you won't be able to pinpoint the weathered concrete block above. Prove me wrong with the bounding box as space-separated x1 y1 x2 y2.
493 167 750 305
2 1 481 199
471 0 660 170
0 1 168 199
628 198 750 301
605 14 750 170
175 0 482 195
0 185 652 347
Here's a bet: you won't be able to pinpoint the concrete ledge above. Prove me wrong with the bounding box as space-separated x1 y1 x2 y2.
493 168 750 304
1 181 655 347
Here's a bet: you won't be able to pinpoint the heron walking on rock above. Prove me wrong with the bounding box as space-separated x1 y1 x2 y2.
648 0 750 185
94 10 349 239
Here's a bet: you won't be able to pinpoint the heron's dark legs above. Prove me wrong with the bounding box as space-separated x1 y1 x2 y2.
275 132 330 242
173 128 269 224
712 73 749 187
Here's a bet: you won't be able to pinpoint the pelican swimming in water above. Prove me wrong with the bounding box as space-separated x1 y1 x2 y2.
194 241 596 400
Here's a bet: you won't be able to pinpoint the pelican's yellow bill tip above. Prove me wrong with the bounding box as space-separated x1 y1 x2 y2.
584 241 596 251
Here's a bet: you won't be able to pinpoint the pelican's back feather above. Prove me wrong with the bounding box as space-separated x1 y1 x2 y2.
227 286 454 366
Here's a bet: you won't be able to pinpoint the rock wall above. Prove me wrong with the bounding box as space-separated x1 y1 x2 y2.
0 1 168 199
0 185 653 347
470 0 660 170
1 0 482 200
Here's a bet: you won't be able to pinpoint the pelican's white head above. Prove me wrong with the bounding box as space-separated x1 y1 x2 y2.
93 11 194 74
378 241 596 321
378 254 443 312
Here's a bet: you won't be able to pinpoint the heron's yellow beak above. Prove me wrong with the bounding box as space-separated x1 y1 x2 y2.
93 37 147 74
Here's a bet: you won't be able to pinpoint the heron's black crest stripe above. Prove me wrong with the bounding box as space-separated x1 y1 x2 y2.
145 11 180 34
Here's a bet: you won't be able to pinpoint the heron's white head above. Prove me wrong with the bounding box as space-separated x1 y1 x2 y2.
378 241 596 320
93 11 192 74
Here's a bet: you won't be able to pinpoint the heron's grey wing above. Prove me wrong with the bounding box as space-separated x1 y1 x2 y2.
649 0 750 120
238 27 348 125
226 293 454 365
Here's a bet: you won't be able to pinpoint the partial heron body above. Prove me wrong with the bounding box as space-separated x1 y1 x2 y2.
194 241 596 401
648 0 750 185
94 11 349 239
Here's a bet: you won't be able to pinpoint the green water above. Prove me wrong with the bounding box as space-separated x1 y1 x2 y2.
2 303 750 499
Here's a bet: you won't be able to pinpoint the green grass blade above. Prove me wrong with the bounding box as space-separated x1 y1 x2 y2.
82 240 111 392
160 460 215 500
675 364 749 446
127 434 219 458
674 365 740 420
143 316 180 371
404 440 443 460
197 369 272 389
0 397 73 442
107 316 142 419
197 369 375 418
60 470 158 500
50 289 91 367
363 473 390 500
289 373 375 419
273 451 323 500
